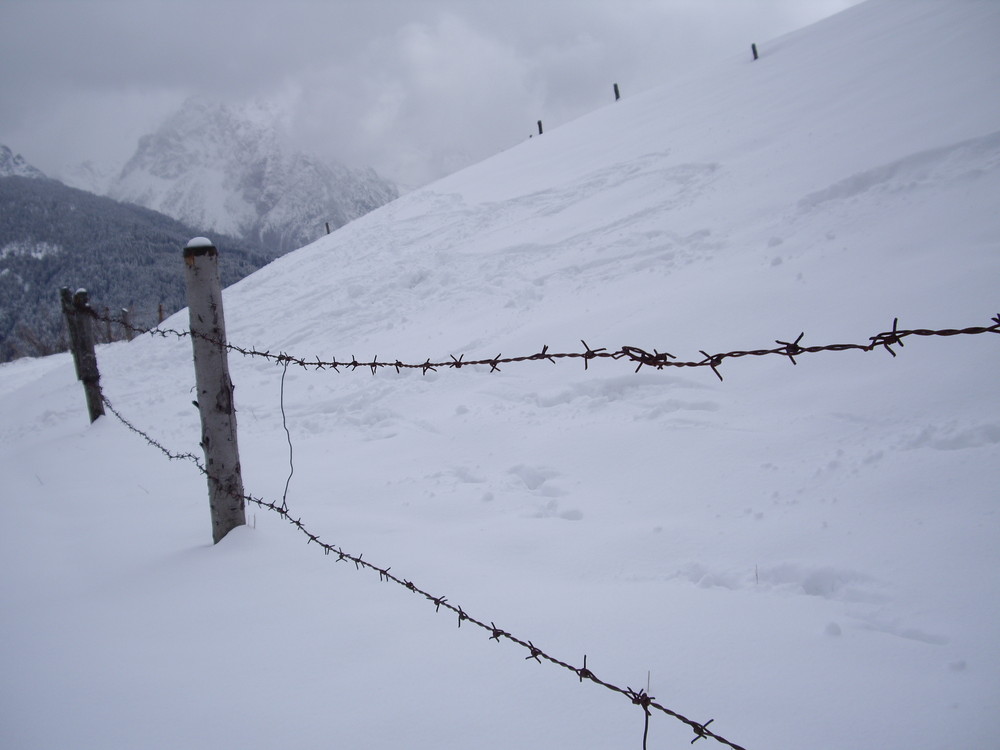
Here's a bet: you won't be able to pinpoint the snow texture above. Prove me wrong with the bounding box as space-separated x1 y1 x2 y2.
1 2 999 749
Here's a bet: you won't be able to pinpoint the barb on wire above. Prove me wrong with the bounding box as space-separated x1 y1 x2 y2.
629 688 654 750
86 306 999 382
101 392 749 750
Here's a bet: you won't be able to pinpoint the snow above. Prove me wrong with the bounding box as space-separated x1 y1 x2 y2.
2 1 999 748
184 236 214 250
0 240 63 260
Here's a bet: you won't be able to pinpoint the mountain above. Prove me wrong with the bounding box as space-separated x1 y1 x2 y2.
0 175 266 361
2 2 999 750
59 158 116 195
0 144 47 179
106 99 398 255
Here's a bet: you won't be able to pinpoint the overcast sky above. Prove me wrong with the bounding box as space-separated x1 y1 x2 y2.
0 0 860 189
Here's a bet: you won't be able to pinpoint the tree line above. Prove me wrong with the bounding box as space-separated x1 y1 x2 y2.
0 175 268 362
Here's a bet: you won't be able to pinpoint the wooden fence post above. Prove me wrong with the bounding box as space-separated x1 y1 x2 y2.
537 120 544 135
751 43 759 60
613 83 621 101
121 307 133 341
183 237 246 544
60 287 105 423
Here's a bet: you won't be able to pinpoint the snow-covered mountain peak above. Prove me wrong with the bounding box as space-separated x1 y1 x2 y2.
0 144 46 179
117 99 274 184
109 97 397 255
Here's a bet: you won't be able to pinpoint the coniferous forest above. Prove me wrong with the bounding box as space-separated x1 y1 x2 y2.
0 175 268 362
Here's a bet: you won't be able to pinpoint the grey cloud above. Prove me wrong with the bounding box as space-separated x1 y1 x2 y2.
0 0 862 188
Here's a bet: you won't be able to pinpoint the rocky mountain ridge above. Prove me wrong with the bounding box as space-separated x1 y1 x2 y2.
104 99 398 255
0 144 47 179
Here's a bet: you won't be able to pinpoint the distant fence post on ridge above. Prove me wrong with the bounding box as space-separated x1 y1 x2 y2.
183 237 246 544
60 287 105 423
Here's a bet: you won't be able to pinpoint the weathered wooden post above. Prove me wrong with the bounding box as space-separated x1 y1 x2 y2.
325 221 331 235
537 120 544 135
613 83 621 101
60 287 105 423
751 43 759 61
121 307 133 341
183 237 246 544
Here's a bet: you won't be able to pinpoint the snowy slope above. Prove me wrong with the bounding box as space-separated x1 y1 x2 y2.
2 2 999 749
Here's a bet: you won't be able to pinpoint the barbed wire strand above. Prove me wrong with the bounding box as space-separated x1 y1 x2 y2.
87 308 1000 381
100 392 748 750
279 359 294 513
88 310 999 748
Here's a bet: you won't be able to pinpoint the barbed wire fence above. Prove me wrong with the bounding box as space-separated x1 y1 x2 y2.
85 306 1000 381
86 305 999 750
99 392 747 750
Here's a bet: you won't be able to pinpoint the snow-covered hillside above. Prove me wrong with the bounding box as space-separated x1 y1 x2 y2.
2 2 998 749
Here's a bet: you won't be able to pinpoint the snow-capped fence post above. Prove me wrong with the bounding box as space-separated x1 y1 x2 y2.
59 287 105 423
183 237 246 544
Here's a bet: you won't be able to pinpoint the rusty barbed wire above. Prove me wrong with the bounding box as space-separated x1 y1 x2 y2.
100 392 749 750
85 306 999 748
101 397 204 468
86 307 1000 381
